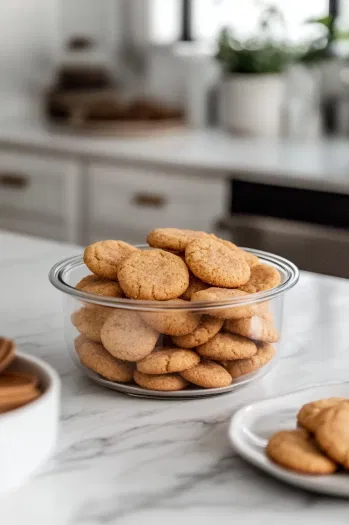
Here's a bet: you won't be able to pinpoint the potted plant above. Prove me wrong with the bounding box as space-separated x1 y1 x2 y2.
216 6 291 137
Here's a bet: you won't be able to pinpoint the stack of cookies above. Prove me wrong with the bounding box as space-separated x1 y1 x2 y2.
72 228 281 392
267 398 349 475
0 338 41 413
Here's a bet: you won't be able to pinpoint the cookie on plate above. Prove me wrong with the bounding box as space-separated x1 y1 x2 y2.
134 370 188 391
84 240 137 280
71 306 111 343
224 316 280 344
181 360 232 388
224 343 275 379
191 287 256 320
101 310 158 361
314 402 349 469
239 264 281 294
266 428 337 475
172 315 223 348
196 332 257 361
185 238 250 288
118 249 189 300
297 398 347 433
76 339 134 382
140 299 201 336
137 347 200 375
76 274 124 298
147 228 212 252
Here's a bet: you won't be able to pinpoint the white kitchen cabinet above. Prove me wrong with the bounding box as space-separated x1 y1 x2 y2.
86 162 228 244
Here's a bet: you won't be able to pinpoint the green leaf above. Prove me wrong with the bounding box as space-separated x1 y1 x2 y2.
305 15 333 29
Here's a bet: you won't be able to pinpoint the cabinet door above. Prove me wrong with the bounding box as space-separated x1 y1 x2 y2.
87 162 228 244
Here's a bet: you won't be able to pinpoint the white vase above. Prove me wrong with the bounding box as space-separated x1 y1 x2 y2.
219 74 284 137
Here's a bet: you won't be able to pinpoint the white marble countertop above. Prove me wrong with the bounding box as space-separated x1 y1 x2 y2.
1 119 349 193
1 231 349 525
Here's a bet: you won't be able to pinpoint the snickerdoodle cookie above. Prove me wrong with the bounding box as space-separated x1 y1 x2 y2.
266 429 337 475
171 315 223 348
297 398 347 433
101 310 158 361
216 238 260 268
76 339 134 382
181 360 232 388
239 264 281 294
224 316 280 344
196 332 257 361
314 402 349 469
140 299 201 336
224 343 275 379
134 370 188 391
185 238 250 288
76 274 124 298
181 273 209 300
84 240 137 280
71 306 111 343
137 347 200 375
147 228 212 252
191 287 256 320
118 250 189 300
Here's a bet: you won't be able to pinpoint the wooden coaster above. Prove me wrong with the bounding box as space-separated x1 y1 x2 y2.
0 338 15 373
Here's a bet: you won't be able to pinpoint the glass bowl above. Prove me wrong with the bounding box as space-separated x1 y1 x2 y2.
49 247 299 399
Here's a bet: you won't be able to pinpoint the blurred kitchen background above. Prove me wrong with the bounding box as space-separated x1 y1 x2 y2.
1 0 349 277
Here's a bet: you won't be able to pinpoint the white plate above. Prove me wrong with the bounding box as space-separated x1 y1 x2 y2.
228 382 349 497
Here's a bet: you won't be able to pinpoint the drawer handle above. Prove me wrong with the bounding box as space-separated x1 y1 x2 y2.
132 193 167 208
0 173 29 189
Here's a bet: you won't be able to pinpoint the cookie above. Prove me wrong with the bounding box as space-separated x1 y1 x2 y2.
191 287 256 320
76 274 124 298
196 332 257 361
216 238 259 268
134 370 188 391
225 343 275 378
147 228 212 252
185 238 250 288
118 249 189 300
100 310 158 361
74 334 87 351
224 316 280 344
136 347 200 375
181 273 209 300
172 316 224 348
181 360 232 388
84 240 137 280
0 337 15 373
141 299 201 336
314 402 349 469
71 306 111 343
266 429 337 475
297 398 347 433
239 264 281 294
76 339 134 382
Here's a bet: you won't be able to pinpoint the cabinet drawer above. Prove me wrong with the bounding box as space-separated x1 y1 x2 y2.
88 163 227 242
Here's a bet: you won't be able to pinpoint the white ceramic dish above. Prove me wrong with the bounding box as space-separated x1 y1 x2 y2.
228 383 349 497
0 352 60 494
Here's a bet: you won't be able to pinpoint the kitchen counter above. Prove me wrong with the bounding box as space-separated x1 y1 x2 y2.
1 231 349 524
1 119 349 194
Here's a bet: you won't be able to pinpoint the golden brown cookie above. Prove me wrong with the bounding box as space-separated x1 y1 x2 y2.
118 249 189 300
71 306 111 343
239 264 281 294
315 402 349 469
76 339 134 382
76 274 124 298
84 240 137 280
0 337 15 373
171 316 224 348
297 398 347 433
224 316 280 344
185 238 250 288
147 228 212 252
134 370 188 391
191 287 256 320
181 360 232 388
181 273 209 300
225 343 275 378
140 299 201 336
215 238 260 268
74 334 87 351
196 332 257 361
137 347 200 375
266 429 337 475
100 310 158 361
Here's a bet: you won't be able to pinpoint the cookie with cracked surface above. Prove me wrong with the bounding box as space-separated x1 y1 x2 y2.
225 343 275 379
185 238 250 288
266 429 337 475
117 249 189 300
76 339 134 382
137 347 200 375
181 273 209 300
134 370 188 391
215 238 260 268
239 263 281 294
172 315 224 348
297 398 347 433
224 316 279 344
140 299 201 336
71 306 111 343
191 287 256 320
84 240 137 280
314 402 349 469
76 274 124 297
147 228 212 252
101 310 158 361
180 360 232 388
196 332 257 361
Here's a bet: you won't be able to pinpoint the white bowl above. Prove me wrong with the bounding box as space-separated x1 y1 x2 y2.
0 352 60 494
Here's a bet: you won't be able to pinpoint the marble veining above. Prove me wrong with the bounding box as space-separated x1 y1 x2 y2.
1 231 349 525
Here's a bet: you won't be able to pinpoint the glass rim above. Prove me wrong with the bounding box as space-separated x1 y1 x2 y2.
48 246 299 312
